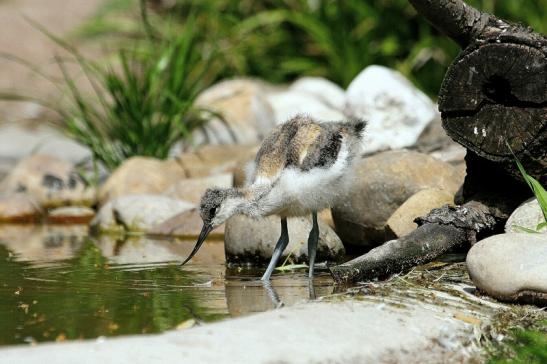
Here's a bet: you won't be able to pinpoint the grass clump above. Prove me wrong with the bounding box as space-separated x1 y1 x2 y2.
487 320 547 364
2 15 217 171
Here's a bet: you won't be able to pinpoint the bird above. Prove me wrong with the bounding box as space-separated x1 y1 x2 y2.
180 115 366 281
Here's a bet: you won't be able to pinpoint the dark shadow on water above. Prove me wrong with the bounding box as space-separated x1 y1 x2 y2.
0 225 335 346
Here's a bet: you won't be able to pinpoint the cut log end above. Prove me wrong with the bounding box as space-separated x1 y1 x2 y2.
439 37 547 185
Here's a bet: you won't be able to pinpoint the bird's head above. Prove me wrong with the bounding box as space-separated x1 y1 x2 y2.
180 187 243 266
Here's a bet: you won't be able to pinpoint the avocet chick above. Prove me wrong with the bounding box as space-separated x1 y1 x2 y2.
181 115 366 281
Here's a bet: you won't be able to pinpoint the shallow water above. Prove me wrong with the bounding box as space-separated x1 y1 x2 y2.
0 225 334 346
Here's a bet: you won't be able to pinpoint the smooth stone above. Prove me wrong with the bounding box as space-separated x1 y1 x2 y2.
149 209 225 238
414 116 453 152
289 77 346 111
266 89 345 125
177 145 258 178
429 144 467 166
163 173 232 205
466 233 547 305
332 150 464 249
0 300 474 364
98 157 187 204
0 124 91 164
386 188 454 238
192 79 276 146
0 193 42 223
345 65 438 154
0 154 95 208
224 214 345 264
46 206 95 224
91 195 194 233
505 198 546 234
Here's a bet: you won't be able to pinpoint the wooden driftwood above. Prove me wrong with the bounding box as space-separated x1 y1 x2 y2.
331 0 545 283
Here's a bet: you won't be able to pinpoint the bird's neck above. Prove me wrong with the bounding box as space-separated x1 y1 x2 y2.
232 184 271 218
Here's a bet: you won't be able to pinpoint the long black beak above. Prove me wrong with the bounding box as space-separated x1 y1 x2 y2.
180 224 213 266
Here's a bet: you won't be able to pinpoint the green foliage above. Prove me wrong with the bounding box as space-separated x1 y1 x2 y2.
2 16 216 170
159 0 547 94
509 143 547 231
488 322 547 364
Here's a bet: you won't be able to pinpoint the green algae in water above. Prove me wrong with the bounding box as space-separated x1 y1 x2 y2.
0 241 227 345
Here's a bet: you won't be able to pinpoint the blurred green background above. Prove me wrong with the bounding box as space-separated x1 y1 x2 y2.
77 0 547 96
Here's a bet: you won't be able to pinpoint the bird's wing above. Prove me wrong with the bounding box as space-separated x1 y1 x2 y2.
251 118 344 185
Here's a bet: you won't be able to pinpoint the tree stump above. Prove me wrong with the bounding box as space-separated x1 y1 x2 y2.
330 0 546 284
410 0 547 186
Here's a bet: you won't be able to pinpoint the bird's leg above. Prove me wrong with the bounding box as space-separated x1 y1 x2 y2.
261 217 289 281
307 212 319 279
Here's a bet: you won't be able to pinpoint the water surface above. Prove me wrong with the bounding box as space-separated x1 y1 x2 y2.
0 225 334 346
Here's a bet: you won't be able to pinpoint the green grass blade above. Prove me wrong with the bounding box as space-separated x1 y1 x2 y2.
528 177 547 221
512 225 540 234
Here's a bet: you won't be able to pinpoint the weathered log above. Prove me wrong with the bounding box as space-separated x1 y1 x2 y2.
411 0 547 186
330 201 499 283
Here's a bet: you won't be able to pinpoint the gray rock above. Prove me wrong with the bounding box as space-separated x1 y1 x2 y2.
332 150 464 249
224 214 345 264
0 124 91 164
98 157 187 204
345 65 438 154
0 193 42 222
46 206 95 224
289 77 346 111
91 194 194 233
0 300 475 364
0 154 95 208
163 173 232 205
176 144 258 179
505 198 546 234
466 233 547 305
266 89 345 124
192 79 276 146
385 188 454 238
149 208 225 238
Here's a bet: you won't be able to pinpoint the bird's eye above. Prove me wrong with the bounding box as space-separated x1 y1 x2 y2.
210 207 217 216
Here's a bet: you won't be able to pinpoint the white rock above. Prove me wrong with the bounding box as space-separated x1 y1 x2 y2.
345 65 438 154
266 89 345 125
0 300 474 364
192 79 276 146
0 124 91 164
91 195 194 232
0 154 95 208
163 173 232 205
289 77 346 110
466 233 547 304
505 198 546 234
